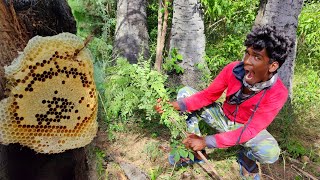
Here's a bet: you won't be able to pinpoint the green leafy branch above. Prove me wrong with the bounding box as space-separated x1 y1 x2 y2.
163 48 184 74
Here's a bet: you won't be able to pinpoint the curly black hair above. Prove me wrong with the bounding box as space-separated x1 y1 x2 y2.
244 25 293 67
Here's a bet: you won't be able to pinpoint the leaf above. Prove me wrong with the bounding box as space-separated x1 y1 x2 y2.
176 54 183 60
188 152 194 161
179 149 188 158
174 152 180 162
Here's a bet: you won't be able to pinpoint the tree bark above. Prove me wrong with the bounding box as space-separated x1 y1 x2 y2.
169 0 208 89
0 1 29 100
0 1 28 178
254 0 304 99
8 0 76 36
114 0 149 64
154 0 169 72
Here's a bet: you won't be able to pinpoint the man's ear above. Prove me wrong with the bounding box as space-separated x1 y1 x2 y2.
269 61 279 73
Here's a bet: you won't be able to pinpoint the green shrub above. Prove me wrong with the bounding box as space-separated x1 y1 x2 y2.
202 0 258 76
103 58 187 139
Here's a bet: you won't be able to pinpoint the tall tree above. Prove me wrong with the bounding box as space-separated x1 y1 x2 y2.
254 0 304 99
114 0 149 64
169 0 208 89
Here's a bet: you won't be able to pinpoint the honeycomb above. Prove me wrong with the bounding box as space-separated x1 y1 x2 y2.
0 33 98 154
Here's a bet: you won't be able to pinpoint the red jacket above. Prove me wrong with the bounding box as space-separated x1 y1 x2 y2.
183 61 288 148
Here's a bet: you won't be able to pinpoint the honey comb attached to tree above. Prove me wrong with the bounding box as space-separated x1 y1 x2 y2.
0 33 98 154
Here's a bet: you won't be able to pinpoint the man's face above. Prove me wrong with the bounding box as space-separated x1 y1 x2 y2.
243 47 278 85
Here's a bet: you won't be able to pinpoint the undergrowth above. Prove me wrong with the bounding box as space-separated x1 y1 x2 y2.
103 58 186 136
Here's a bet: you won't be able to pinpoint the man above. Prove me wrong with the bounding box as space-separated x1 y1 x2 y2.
156 25 292 179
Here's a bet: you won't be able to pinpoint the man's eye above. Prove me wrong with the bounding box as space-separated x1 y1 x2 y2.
255 56 261 60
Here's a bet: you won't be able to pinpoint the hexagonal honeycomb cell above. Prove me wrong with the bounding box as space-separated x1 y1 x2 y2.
0 33 98 154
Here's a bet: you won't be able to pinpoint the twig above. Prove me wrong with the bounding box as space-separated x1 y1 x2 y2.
261 173 276 180
207 10 244 30
170 162 177 177
267 164 275 180
286 156 303 165
282 153 286 180
74 34 94 57
196 151 220 179
291 164 318 180
98 91 108 116
169 116 221 179
79 34 94 52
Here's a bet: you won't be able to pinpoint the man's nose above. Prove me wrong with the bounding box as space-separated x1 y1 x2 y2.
243 55 253 65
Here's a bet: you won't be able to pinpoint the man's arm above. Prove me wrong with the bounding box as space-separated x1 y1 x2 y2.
179 62 237 112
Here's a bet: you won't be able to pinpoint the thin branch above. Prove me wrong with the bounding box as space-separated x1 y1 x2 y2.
261 173 276 180
208 10 245 30
169 116 221 179
282 153 286 180
170 162 177 177
74 34 94 57
291 164 318 180
154 0 164 72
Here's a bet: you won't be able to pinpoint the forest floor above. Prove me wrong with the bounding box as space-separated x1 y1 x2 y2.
93 121 320 180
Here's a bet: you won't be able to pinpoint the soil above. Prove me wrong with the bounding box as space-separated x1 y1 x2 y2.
95 123 320 180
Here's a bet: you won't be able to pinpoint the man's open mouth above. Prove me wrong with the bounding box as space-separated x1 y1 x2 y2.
245 70 254 80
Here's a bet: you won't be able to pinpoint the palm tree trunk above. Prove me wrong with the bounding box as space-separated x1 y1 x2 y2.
114 0 149 64
254 0 304 99
169 0 208 89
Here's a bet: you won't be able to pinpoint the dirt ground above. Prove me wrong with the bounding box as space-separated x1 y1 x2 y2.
94 123 320 180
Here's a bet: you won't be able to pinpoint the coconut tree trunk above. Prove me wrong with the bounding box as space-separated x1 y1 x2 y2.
254 0 303 99
114 0 149 64
169 0 208 89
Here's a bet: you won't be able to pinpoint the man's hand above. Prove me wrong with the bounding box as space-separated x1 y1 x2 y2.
182 134 206 151
154 98 180 114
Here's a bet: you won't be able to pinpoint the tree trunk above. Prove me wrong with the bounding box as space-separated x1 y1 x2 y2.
154 0 169 72
169 0 208 90
9 0 77 37
0 1 29 100
114 0 149 64
0 2 28 177
254 0 303 99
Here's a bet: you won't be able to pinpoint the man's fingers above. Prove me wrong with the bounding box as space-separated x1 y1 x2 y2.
182 138 191 149
182 138 188 144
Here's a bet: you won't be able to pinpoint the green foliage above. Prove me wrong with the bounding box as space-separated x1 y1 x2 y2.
201 0 258 76
206 35 246 76
143 142 164 162
163 48 184 74
68 0 116 62
293 65 320 108
149 166 163 180
103 58 187 139
296 2 320 70
285 140 307 159
170 140 195 163
269 103 296 149
95 148 106 178
201 0 258 22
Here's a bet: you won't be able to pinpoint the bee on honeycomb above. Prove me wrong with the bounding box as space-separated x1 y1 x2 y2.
0 33 98 154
